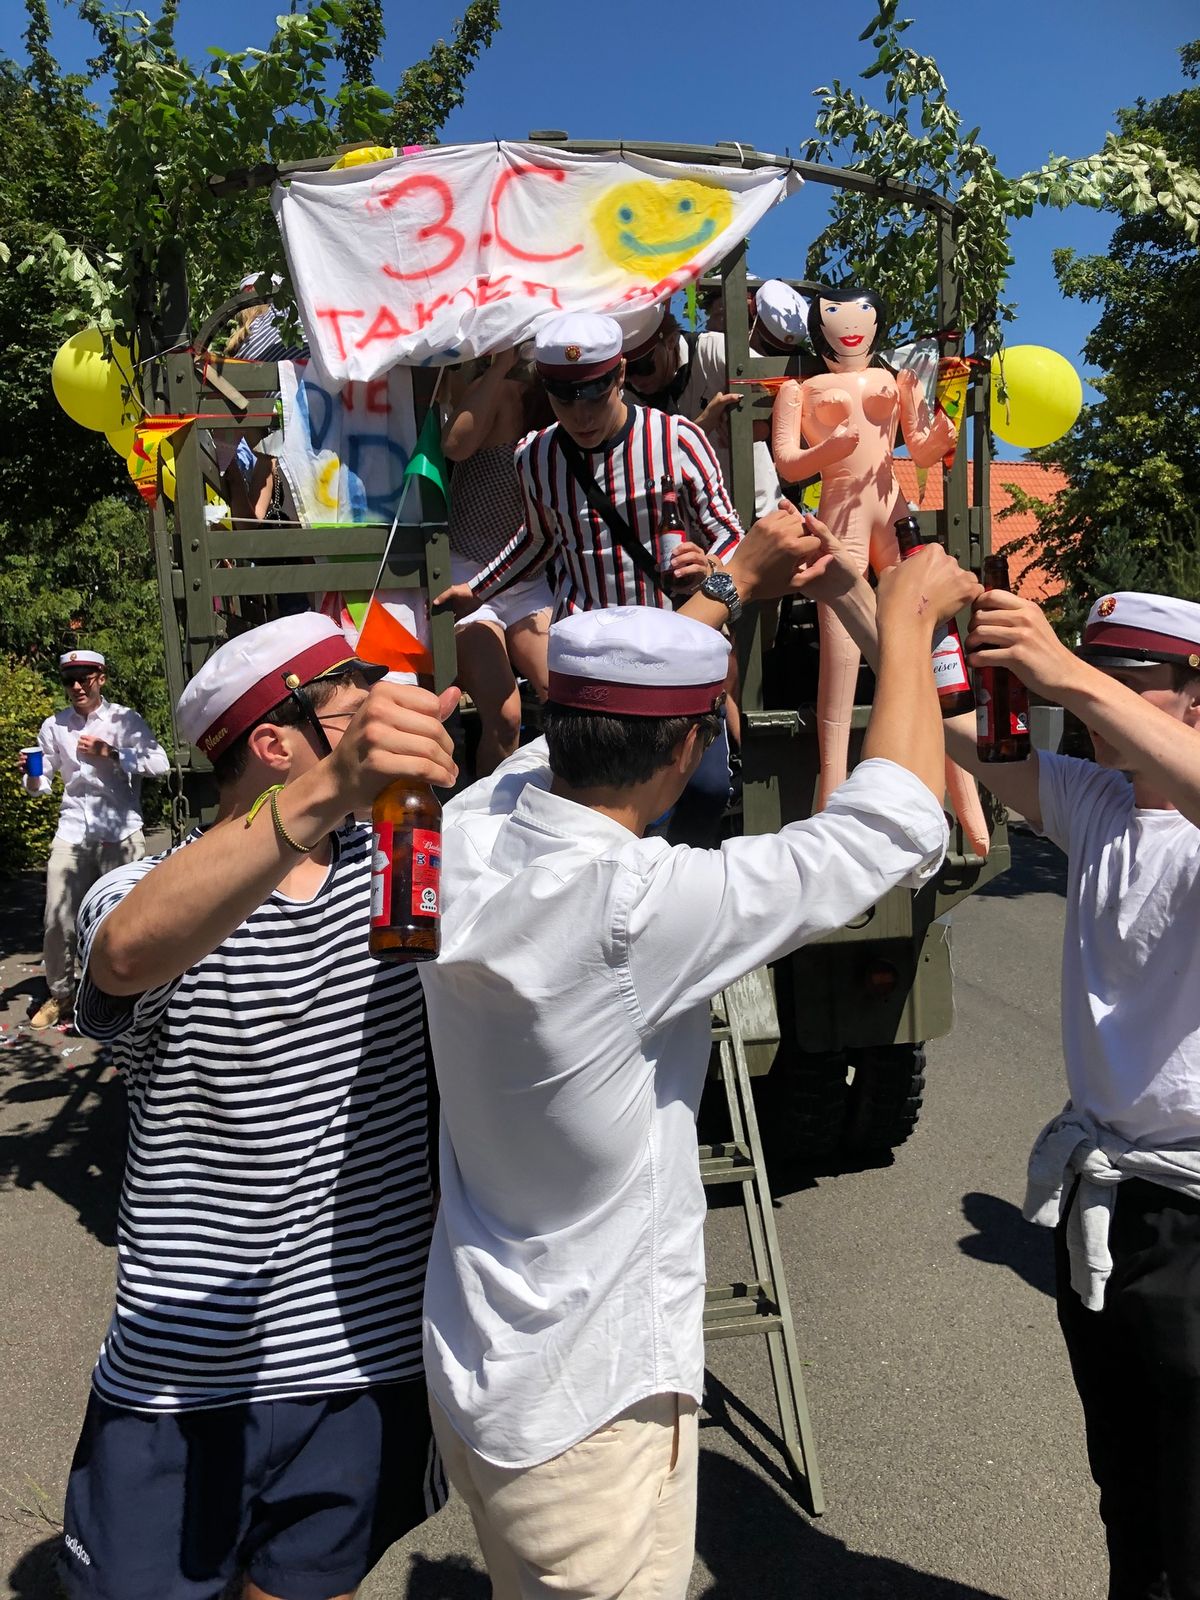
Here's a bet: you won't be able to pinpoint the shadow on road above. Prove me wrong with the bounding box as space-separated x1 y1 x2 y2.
0 1035 126 1249
978 829 1067 900
694 1448 1007 1599
957 1191 1056 1297
7 1535 62 1600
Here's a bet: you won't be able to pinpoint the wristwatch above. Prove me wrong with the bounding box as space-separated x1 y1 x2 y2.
699 567 742 624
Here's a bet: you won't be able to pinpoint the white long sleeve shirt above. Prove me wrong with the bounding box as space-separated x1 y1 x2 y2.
26 700 169 844
420 744 948 1468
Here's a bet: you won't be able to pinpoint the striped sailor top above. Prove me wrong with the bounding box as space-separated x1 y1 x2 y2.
467 405 744 619
75 823 434 1412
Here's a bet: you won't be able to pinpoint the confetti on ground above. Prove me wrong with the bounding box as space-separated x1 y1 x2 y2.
61 1046 84 1058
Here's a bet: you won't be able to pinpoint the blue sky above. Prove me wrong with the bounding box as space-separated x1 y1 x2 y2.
17 0 1197 418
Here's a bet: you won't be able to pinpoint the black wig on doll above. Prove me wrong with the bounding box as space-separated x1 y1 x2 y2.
806 285 889 363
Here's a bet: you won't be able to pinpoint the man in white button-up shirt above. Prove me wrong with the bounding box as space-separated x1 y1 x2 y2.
420 512 981 1599
20 650 168 1028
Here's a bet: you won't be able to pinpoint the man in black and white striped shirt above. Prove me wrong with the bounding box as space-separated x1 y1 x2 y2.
60 615 459 1600
436 311 744 622
436 313 745 847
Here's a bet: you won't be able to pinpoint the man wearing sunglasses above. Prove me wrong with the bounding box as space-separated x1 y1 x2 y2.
58 614 459 1600
435 311 744 624
19 649 168 1030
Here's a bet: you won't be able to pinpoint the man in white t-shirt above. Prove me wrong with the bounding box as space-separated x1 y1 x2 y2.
419 520 978 1598
811 543 1200 1600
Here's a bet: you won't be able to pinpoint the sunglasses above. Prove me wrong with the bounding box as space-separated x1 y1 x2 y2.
625 351 658 379
544 369 620 406
61 671 99 687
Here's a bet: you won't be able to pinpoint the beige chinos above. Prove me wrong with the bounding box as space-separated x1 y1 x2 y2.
431 1393 698 1600
44 832 146 1001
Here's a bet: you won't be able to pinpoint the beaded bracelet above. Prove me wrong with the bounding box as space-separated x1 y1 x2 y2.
245 783 316 854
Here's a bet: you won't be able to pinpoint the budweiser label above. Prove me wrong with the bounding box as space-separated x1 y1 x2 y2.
931 623 971 694
976 683 1030 740
411 828 441 919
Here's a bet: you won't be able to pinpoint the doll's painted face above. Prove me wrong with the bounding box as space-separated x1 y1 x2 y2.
819 296 878 358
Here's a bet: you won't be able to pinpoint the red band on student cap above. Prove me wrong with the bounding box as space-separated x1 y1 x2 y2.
1082 621 1200 660
536 355 622 382
547 672 726 718
196 637 358 758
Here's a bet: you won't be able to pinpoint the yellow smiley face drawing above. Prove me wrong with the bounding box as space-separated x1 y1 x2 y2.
592 180 735 278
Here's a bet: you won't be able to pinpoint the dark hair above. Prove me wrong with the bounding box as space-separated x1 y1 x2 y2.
1170 662 1200 693
807 284 888 363
543 703 720 789
210 670 366 787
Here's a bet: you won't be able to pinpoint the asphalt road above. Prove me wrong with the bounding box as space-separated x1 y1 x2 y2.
0 825 1104 1599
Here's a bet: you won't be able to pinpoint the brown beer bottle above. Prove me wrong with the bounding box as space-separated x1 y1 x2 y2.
893 514 976 716
975 554 1032 764
657 476 686 586
369 780 441 961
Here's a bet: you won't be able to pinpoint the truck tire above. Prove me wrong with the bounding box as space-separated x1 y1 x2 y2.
772 1047 850 1167
844 1043 927 1157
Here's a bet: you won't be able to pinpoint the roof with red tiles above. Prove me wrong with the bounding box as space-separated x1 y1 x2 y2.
891 460 1068 601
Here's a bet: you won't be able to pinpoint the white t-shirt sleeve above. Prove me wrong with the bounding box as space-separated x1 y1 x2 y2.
1036 751 1131 855
621 759 948 1031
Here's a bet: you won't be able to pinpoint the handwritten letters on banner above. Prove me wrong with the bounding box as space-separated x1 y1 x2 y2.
273 142 803 385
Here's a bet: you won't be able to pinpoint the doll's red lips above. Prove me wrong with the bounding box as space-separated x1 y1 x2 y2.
839 334 864 347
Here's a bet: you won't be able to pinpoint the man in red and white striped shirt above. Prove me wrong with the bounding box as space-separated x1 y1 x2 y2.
437 312 744 622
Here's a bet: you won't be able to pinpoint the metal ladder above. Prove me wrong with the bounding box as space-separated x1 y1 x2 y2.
701 968 825 1514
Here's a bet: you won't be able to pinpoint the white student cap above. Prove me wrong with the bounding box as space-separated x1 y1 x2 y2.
547 606 730 717
755 280 811 351
175 614 385 761
59 650 105 669
613 302 668 362
534 312 624 384
1079 592 1200 671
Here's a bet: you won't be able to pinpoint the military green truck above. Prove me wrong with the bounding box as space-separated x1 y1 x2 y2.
141 136 1008 1174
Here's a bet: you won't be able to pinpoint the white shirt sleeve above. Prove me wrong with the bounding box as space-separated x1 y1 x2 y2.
114 710 170 780
621 759 948 1032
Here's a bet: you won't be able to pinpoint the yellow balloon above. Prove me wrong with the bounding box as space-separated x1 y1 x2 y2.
51 327 132 434
106 420 137 458
990 345 1083 450
126 437 177 501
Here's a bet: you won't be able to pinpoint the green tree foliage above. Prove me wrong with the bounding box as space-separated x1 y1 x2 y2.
0 659 59 874
10 0 501 345
806 2 1200 343
390 1 499 147
0 496 171 748
1004 42 1200 635
0 54 126 529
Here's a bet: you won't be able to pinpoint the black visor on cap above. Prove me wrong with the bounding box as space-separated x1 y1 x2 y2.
543 370 620 404
317 657 389 685
1076 643 1178 669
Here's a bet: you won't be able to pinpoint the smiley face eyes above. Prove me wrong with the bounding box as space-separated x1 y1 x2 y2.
618 206 635 224
678 197 694 213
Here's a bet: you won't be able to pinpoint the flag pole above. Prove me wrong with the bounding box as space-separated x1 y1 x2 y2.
365 365 448 612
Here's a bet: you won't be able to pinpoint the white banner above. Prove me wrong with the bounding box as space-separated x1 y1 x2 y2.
273 142 802 385
275 360 417 525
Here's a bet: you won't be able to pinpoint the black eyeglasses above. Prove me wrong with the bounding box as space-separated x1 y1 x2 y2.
61 672 99 687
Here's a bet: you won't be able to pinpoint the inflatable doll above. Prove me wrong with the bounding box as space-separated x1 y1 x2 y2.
771 284 989 855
